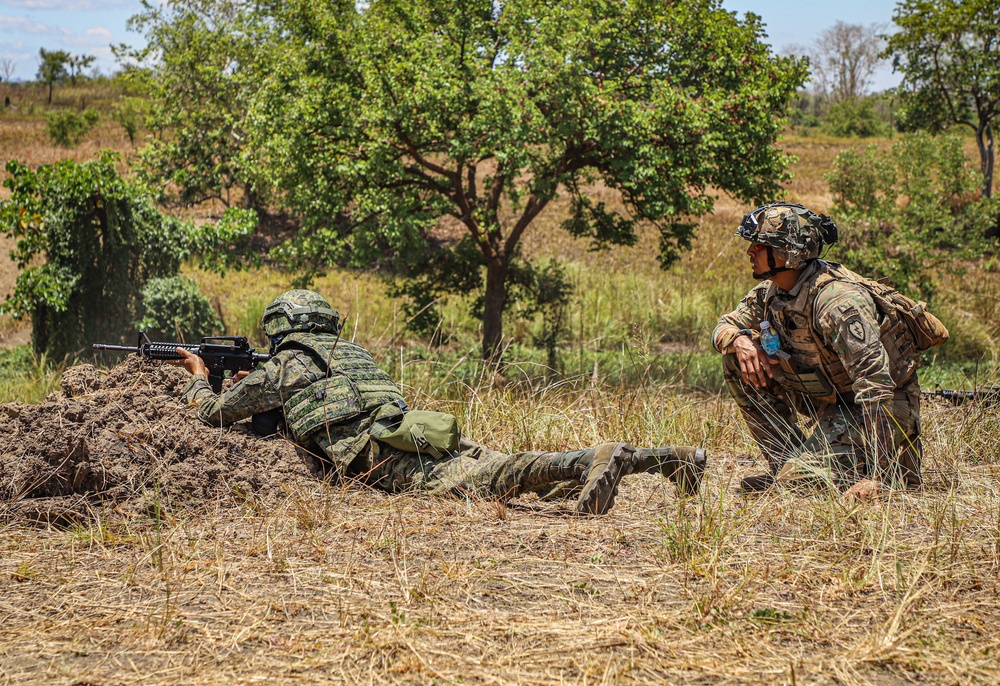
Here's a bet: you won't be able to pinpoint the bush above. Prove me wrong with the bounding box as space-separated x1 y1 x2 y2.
0 153 196 359
822 97 890 138
137 276 221 342
45 108 99 147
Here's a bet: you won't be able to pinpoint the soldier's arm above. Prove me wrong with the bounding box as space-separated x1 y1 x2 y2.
816 286 900 483
814 286 895 406
712 284 767 353
181 359 284 427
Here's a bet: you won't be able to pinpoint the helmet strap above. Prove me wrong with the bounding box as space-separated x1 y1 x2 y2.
752 246 796 281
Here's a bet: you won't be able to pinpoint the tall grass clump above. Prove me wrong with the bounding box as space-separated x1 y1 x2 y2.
0 345 65 402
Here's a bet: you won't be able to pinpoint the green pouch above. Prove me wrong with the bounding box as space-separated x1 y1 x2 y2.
370 407 461 458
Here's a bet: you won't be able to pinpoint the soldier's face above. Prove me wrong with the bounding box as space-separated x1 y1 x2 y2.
747 243 774 276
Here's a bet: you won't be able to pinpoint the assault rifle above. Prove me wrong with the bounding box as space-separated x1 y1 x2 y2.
921 386 1000 406
93 332 270 393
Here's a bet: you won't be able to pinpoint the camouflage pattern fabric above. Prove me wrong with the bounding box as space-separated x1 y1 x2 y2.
330 436 588 500
181 340 590 497
722 354 921 487
714 260 923 488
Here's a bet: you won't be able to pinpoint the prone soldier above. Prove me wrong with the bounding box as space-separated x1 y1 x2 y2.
171 289 708 514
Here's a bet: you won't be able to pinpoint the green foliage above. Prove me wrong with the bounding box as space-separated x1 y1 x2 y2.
119 0 271 208
137 275 221 342
887 0 1000 198
195 207 262 274
36 48 70 104
45 108 99 147
0 153 198 359
67 54 96 85
111 96 146 147
248 0 806 359
826 132 997 302
821 97 891 138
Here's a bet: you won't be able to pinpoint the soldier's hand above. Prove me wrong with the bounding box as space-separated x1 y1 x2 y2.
732 335 778 388
168 347 209 378
842 477 881 502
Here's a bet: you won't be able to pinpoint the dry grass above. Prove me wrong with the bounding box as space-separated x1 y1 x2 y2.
1 388 998 685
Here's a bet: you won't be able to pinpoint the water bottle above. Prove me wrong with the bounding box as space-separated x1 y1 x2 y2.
760 320 782 356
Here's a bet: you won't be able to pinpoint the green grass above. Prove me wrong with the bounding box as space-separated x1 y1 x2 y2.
0 345 65 403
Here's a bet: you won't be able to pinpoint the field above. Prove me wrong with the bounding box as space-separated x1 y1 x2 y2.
2 84 1000 685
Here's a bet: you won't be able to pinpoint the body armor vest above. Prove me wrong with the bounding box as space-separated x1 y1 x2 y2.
278 333 405 442
764 261 920 405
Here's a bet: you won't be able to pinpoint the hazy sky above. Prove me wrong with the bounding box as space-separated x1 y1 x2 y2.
1 0 903 88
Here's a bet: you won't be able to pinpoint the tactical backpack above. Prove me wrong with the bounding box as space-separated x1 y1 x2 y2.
827 266 950 351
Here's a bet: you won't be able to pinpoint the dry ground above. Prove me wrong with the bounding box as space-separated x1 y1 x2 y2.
1 358 998 685
2 438 998 685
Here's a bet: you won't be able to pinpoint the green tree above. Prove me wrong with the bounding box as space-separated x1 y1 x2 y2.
0 153 242 360
886 0 1000 200
67 54 97 85
826 132 996 301
249 0 806 360
36 48 70 105
118 0 269 209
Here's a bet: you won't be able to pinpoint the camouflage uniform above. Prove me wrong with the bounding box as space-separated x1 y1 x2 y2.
181 348 596 501
179 290 703 511
718 205 923 489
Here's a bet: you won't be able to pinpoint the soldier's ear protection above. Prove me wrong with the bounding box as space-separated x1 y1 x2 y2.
815 213 838 246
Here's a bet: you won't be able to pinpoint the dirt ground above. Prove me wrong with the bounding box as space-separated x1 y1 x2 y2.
0 357 322 526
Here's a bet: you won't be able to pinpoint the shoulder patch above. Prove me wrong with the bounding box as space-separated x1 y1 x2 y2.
847 317 866 344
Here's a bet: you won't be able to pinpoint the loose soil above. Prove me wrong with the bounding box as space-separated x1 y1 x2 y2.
0 357 322 526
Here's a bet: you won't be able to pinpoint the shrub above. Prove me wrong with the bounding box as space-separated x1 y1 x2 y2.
0 153 196 359
137 276 221 342
826 132 997 304
45 108 99 147
822 97 890 138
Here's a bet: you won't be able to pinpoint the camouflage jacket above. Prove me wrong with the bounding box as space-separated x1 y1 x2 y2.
713 260 913 407
180 336 399 473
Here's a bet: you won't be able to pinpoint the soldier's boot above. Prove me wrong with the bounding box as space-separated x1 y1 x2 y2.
575 442 638 515
740 472 775 493
636 446 707 497
536 446 637 503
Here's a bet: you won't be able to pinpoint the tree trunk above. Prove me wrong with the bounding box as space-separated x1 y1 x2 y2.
976 121 994 199
47 82 53 105
481 257 508 363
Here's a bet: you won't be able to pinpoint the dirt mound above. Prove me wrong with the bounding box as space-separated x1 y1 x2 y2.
0 357 322 525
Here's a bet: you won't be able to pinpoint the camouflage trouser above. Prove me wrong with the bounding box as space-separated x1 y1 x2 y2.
722 354 922 488
319 436 586 501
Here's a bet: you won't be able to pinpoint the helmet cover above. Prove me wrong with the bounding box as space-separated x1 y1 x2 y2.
735 203 838 269
261 289 341 337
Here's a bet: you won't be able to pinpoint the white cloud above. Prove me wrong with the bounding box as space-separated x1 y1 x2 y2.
0 14 51 33
62 25 112 48
0 0 131 10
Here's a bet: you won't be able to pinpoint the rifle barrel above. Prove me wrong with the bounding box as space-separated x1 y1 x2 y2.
92 344 140 353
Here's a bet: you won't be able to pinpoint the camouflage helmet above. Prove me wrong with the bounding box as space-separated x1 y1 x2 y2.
261 290 341 337
735 203 838 269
